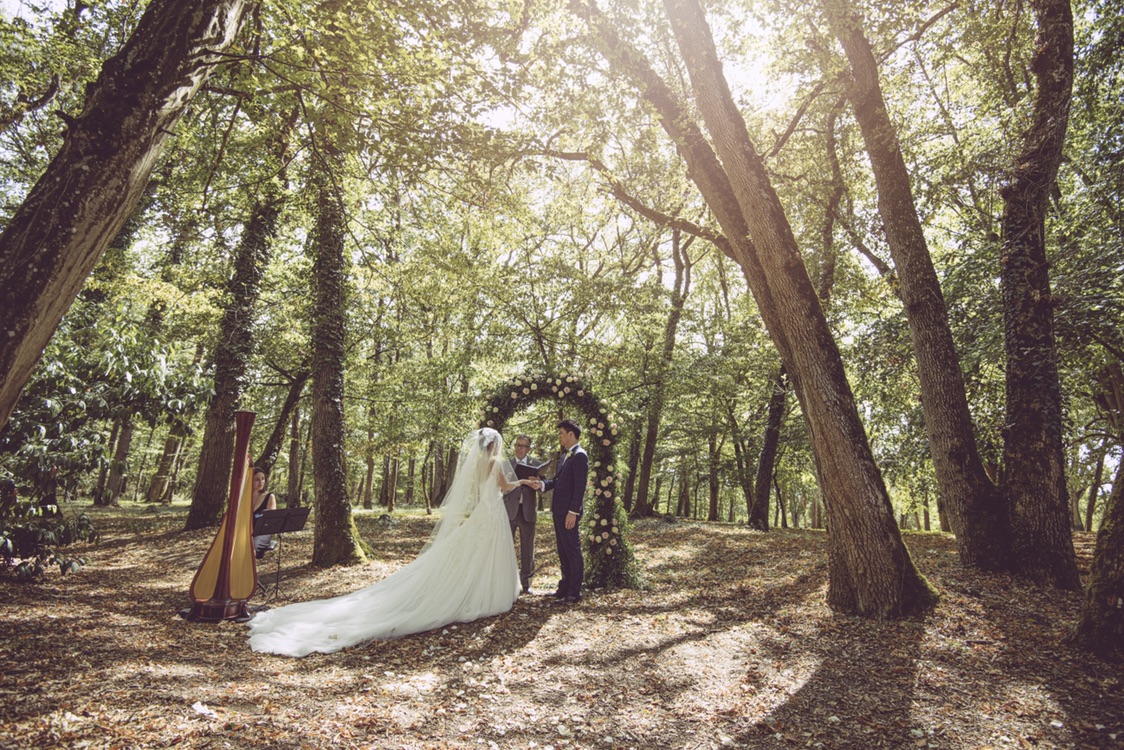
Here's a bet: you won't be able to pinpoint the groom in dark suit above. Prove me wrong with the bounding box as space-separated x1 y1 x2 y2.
533 419 588 604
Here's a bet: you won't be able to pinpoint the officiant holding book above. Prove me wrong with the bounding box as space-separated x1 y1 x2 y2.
505 434 542 594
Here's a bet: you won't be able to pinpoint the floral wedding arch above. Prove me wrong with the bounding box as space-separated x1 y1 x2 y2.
480 371 640 589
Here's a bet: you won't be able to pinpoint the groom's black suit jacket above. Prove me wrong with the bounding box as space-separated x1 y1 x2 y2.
542 445 588 518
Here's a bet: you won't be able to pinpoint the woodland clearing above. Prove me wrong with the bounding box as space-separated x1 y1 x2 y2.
1 506 1121 750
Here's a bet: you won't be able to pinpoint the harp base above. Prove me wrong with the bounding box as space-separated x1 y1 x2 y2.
179 599 252 623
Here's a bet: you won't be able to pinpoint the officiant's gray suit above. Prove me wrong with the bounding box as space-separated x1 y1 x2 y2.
504 457 538 592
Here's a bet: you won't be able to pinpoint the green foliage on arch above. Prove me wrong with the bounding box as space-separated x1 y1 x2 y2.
481 371 641 589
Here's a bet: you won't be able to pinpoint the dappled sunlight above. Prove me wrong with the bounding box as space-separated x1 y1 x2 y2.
2 514 1121 749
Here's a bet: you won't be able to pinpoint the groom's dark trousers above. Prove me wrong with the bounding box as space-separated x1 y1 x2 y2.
542 445 588 599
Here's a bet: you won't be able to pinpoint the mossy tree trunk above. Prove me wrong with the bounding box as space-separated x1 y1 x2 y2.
307 100 365 566
999 0 1080 589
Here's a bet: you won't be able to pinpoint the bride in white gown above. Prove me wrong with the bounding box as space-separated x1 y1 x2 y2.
247 428 528 657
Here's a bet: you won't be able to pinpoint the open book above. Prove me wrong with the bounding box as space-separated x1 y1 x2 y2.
514 461 544 480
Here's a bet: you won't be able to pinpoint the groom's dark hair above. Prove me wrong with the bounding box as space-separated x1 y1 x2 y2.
558 419 582 439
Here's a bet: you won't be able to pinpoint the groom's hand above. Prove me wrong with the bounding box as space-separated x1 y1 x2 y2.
565 511 577 529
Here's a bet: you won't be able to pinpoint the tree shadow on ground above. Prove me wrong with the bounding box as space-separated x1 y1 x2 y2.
733 614 929 748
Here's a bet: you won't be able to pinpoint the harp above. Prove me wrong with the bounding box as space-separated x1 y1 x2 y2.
182 410 258 622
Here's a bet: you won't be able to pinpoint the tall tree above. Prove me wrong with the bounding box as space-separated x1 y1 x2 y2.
304 0 370 567
749 371 786 530
819 0 1009 570
0 0 249 431
255 367 309 475
184 139 291 529
308 147 366 567
997 0 1081 588
633 230 694 517
579 0 936 616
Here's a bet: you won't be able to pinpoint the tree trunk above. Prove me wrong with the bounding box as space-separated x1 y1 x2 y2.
1071 486 1086 532
820 0 1008 571
0 0 249 432
103 418 134 507
633 406 661 518
750 369 786 530
708 431 720 522
131 424 155 503
309 146 365 567
256 370 309 476
445 446 458 503
388 456 399 513
286 406 301 505
999 0 1080 589
379 454 391 507
293 415 312 509
1075 460 1124 659
432 445 445 507
405 457 416 506
168 432 190 503
622 421 642 513
634 230 692 518
1086 441 1108 532
775 476 787 529
423 460 433 514
184 190 286 530
93 416 122 506
605 0 938 615
726 406 755 522
147 422 186 504
363 432 376 510
653 476 663 515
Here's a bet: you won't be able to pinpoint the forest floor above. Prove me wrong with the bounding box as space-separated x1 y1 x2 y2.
1 504 1121 750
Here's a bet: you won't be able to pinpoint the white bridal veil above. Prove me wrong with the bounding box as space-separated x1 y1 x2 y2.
424 427 519 551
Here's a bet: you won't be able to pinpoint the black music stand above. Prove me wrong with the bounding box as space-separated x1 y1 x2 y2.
253 507 310 601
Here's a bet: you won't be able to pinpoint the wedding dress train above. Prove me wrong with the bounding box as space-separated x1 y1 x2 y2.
247 429 521 657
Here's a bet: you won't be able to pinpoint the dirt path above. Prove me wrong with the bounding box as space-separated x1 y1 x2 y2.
1 506 1120 749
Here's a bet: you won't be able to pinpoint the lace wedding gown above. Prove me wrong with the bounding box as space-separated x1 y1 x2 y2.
247 429 521 657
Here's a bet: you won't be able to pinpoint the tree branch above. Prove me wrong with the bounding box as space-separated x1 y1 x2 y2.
538 148 731 254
